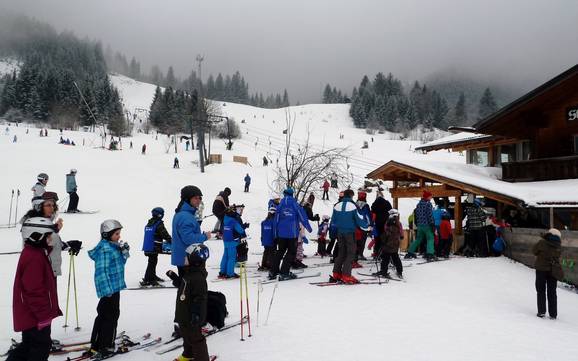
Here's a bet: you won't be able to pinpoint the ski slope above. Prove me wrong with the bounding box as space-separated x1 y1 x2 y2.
0 76 577 361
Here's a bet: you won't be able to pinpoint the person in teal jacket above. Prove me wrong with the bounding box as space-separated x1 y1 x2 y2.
66 169 80 213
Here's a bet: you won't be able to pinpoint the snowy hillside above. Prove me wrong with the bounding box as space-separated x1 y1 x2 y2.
1 74 577 361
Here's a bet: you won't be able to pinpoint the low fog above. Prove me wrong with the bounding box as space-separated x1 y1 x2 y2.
1 0 577 103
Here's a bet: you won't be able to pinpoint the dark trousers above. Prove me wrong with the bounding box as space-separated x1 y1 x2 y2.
322 190 329 200
374 228 384 256
326 237 337 255
179 324 209 361
271 237 297 275
535 270 557 318
437 237 452 257
90 292 120 351
355 232 367 260
333 233 355 276
381 252 403 275
261 246 276 269
144 252 158 282
244 184 250 192
67 191 79 212
7 326 51 361
317 239 327 255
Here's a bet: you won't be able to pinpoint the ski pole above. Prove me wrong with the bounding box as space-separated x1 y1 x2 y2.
72 255 80 331
240 262 245 341
13 189 20 225
243 262 252 337
256 280 262 327
8 190 14 226
63 254 73 328
265 279 279 326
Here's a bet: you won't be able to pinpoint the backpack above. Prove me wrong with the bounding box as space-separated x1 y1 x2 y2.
206 291 228 328
492 236 506 253
236 242 249 262
142 221 160 252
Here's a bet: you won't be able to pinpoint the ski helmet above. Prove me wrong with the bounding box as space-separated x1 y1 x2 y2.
151 207 165 218
21 217 55 244
70 168 77 174
37 173 49 182
185 243 210 266
100 219 123 239
283 187 294 196
322 214 330 221
388 208 400 217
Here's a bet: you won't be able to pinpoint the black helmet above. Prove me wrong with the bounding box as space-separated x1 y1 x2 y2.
37 173 49 182
152 207 165 218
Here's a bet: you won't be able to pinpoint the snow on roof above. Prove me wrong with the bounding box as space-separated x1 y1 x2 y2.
415 132 491 150
394 158 578 208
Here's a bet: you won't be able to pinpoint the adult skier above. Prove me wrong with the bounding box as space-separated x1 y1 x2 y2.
87 220 129 358
219 205 247 279
269 187 312 280
243 174 251 192
464 199 488 257
211 187 231 235
32 173 49 199
532 228 563 319
330 189 369 284
8 217 62 361
405 191 435 261
172 185 212 361
66 169 80 213
370 189 392 257
141 207 172 286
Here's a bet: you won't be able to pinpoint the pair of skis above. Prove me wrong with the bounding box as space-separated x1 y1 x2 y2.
66 333 161 361
258 271 321 285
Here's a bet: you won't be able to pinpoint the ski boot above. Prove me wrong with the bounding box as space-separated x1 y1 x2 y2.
424 254 436 262
372 270 387 277
278 272 298 281
329 272 342 283
140 279 160 287
218 272 227 279
154 275 166 282
341 275 360 284
268 272 278 281
404 252 417 260
537 313 545 318
227 273 240 279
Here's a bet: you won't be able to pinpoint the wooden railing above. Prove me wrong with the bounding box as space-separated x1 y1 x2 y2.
502 155 578 182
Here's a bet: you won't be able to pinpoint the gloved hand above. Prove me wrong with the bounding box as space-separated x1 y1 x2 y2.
239 238 248 245
66 240 82 256
243 223 250 229
119 241 130 258
367 238 376 250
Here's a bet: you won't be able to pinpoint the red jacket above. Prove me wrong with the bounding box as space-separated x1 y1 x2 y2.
322 180 330 190
439 220 452 240
13 245 62 332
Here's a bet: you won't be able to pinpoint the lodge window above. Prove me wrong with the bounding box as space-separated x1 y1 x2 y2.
467 148 489 166
495 144 517 165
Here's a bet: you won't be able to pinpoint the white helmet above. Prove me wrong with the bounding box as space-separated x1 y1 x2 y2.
21 217 55 243
70 168 77 174
388 208 400 217
100 219 123 239
322 215 330 221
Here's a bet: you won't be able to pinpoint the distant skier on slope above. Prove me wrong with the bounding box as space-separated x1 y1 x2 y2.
31 173 49 199
66 169 80 213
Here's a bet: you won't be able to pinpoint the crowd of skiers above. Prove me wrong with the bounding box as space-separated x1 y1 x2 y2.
7 170 567 361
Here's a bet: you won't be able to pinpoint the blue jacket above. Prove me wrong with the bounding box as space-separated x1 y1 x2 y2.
356 201 373 227
261 217 275 247
223 214 246 243
414 199 434 226
244 175 251 185
432 207 446 227
330 197 369 234
88 239 128 298
172 202 208 266
66 174 77 193
274 195 312 239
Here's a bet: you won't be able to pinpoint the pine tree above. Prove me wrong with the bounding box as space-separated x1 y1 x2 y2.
282 89 289 107
478 88 498 119
322 84 332 103
165 66 177 88
454 92 467 125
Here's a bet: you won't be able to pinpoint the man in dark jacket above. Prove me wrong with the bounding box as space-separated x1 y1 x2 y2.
244 174 251 192
211 187 231 235
141 207 172 286
370 189 392 256
533 228 563 319
464 199 488 257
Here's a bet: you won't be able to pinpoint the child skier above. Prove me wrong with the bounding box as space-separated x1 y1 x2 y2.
316 215 330 257
437 212 453 258
219 205 247 279
8 217 62 361
142 207 172 286
87 220 130 357
259 206 277 271
376 209 404 279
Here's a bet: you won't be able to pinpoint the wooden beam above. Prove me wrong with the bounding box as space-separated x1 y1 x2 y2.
455 195 462 235
390 185 462 199
392 180 399 209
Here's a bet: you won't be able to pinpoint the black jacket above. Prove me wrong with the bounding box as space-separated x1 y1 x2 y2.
371 196 392 232
146 217 172 253
212 192 230 220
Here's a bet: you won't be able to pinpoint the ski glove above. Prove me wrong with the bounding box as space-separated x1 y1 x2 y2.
302 236 309 244
242 223 250 229
119 241 130 258
66 240 82 256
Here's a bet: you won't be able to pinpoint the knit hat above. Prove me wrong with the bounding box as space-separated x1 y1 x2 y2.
181 185 202 202
546 228 562 242
422 190 433 200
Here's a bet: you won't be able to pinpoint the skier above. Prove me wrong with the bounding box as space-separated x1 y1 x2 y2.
315 215 330 257
243 173 251 192
22 192 82 278
372 209 403 279
432 201 447 254
174 157 180 169
66 169 80 213
171 185 212 361
219 205 247 279
130 141 133 149
259 206 277 271
437 212 453 258
370 189 392 257
141 144 146 155
185 140 190 151
463 199 488 257
211 187 231 236
533 228 563 319
8 217 62 361
87 220 129 358
269 187 312 281
32 173 49 199
321 179 330 200
330 189 369 284
405 191 435 261
294 199 319 268
141 207 172 286
262 156 268 166
354 190 373 263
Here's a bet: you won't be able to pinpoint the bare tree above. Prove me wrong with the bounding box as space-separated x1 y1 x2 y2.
273 110 352 203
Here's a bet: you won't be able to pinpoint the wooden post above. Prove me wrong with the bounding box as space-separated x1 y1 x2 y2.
392 180 399 209
488 144 495 167
550 207 554 228
453 194 462 253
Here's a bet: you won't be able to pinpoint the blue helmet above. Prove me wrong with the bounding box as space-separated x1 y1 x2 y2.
186 243 210 266
152 207 165 218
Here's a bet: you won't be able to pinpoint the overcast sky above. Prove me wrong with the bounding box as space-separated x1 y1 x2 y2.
1 0 578 103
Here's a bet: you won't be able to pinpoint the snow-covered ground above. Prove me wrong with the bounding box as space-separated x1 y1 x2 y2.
0 77 577 361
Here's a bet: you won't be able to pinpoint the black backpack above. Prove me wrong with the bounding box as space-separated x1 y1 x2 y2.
206 291 228 329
